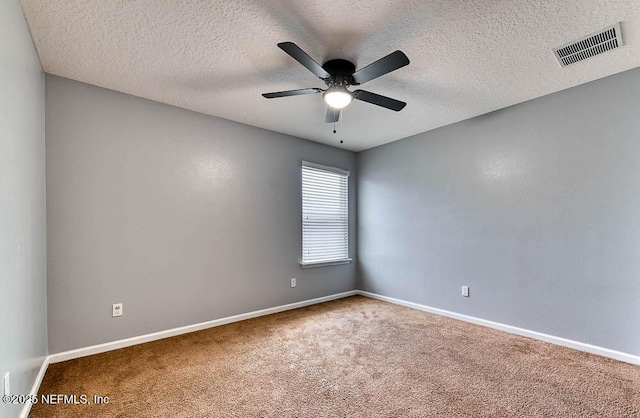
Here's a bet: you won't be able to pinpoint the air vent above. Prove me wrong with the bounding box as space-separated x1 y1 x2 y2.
553 23 623 67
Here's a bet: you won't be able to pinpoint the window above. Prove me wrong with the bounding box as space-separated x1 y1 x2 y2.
301 161 350 267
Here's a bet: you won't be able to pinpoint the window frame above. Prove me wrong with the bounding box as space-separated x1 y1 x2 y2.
300 161 352 268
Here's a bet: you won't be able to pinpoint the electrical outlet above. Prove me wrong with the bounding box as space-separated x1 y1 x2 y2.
462 286 470 297
290 278 296 288
112 303 123 317
3 372 9 396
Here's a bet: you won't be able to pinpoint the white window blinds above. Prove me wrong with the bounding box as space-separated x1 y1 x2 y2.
302 161 349 265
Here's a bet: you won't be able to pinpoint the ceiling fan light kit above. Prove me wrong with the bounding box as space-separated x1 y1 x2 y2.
262 42 410 123
323 86 353 109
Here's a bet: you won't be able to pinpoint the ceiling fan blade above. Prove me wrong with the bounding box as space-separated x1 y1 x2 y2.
352 51 410 85
353 90 406 111
262 88 323 98
278 42 331 79
325 107 340 123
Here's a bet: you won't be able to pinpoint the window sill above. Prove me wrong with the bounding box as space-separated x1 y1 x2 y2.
300 258 352 269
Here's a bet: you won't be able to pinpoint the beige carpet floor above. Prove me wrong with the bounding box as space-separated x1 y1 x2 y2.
31 295 639 417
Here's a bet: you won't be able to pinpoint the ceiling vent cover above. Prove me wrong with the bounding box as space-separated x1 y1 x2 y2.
553 23 623 67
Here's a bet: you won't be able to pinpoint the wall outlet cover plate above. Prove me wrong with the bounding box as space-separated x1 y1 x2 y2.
3 372 9 396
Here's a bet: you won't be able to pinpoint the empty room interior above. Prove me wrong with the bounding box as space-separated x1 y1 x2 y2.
2 0 640 417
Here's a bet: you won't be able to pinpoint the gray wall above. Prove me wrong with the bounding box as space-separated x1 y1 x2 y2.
0 1 47 416
46 75 357 353
358 67 640 356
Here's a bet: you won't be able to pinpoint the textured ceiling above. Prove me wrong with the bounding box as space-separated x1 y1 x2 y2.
21 0 640 151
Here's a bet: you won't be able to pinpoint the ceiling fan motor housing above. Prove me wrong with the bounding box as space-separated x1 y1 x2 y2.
322 59 357 86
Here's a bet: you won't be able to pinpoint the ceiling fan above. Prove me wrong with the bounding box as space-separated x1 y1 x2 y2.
262 42 410 123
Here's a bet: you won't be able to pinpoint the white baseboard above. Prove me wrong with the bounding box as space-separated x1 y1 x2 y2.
49 290 358 364
20 355 50 418
357 290 640 366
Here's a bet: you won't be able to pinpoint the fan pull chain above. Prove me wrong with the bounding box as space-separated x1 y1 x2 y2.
340 110 344 144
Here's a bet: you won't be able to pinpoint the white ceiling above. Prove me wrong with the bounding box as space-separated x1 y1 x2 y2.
21 0 640 151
